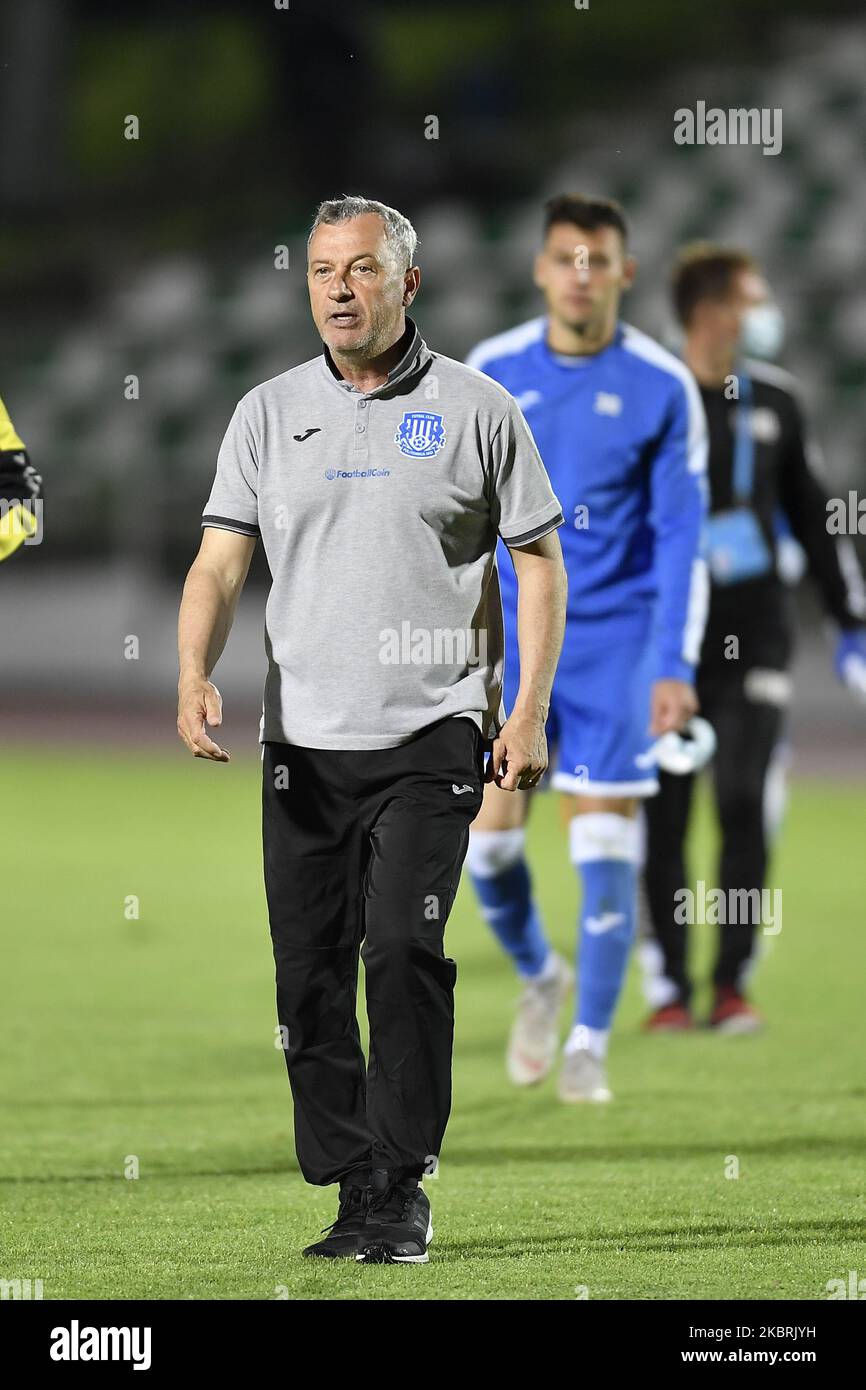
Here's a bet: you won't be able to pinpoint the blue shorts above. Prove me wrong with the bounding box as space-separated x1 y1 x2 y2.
503 612 659 798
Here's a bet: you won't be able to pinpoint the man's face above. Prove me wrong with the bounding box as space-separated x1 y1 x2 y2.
698 269 770 348
534 222 635 335
307 213 413 357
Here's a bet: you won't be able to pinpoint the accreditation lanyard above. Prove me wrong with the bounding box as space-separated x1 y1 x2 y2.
731 370 755 503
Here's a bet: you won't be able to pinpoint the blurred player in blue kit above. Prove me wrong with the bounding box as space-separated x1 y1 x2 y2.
465 196 708 1101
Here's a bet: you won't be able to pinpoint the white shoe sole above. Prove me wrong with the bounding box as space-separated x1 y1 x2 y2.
507 1050 553 1087
713 1014 763 1036
558 1086 613 1103
356 1218 433 1264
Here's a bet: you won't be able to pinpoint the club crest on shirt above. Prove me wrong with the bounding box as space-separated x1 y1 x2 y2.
593 391 623 417
746 406 781 444
395 411 446 458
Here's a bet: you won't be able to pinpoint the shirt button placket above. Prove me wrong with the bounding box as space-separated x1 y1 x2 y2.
354 396 369 458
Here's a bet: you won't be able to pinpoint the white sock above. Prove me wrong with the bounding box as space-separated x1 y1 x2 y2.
526 949 559 985
465 827 526 876
564 1023 609 1060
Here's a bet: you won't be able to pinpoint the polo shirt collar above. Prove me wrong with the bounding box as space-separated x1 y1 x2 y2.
320 316 428 397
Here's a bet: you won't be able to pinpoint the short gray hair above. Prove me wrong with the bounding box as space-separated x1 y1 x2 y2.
307 195 418 272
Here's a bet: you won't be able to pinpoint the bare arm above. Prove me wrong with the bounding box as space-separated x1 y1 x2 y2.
177 527 256 761
490 529 566 791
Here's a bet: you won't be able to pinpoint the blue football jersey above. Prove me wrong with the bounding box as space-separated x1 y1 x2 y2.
467 317 709 682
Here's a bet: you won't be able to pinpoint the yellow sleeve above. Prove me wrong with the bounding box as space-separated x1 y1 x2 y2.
0 396 26 452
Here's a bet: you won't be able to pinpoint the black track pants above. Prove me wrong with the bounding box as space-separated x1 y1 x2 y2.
643 675 785 1001
262 717 484 1186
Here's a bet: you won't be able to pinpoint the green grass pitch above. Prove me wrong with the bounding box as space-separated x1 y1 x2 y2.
2 748 864 1300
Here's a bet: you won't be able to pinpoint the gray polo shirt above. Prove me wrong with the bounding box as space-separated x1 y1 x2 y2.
202 317 563 749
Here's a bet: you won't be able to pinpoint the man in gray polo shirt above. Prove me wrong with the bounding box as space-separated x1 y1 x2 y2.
177 195 566 1264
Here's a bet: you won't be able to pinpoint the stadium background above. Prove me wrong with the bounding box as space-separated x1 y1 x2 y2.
2 0 865 1301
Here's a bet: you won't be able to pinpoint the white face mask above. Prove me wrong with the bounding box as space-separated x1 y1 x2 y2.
739 303 785 360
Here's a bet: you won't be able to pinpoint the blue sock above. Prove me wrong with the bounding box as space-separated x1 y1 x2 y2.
571 814 639 1029
467 830 550 978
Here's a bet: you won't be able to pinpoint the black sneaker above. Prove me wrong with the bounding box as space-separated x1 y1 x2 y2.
356 1168 432 1264
302 1176 370 1258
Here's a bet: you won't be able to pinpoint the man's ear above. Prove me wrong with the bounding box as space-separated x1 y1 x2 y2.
402 265 421 307
532 250 547 292
621 254 638 292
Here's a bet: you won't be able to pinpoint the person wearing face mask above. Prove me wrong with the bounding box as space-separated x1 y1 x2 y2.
640 243 866 1033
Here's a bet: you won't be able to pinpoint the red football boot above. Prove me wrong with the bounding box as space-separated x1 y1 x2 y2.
642 1001 694 1033
708 986 763 1034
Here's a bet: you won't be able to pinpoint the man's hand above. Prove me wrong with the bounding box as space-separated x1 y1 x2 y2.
177 677 230 761
177 529 256 761
487 711 548 792
650 678 698 736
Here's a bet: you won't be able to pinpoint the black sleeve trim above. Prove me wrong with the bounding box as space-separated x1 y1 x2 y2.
201 514 260 537
502 511 564 548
